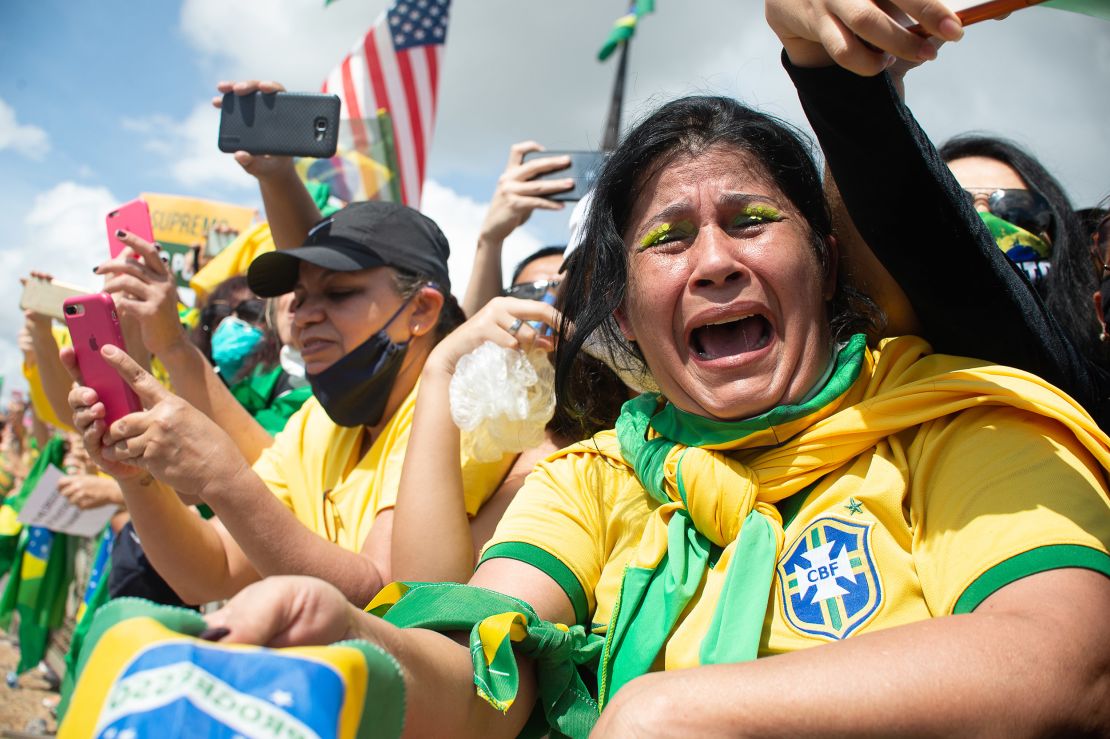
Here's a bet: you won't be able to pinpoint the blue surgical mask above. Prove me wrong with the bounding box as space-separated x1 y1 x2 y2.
211 316 264 380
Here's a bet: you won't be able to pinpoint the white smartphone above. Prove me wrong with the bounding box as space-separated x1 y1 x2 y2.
20 278 93 321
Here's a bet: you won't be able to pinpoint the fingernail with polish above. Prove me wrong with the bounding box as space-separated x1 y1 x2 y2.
115 229 126 238
197 626 230 642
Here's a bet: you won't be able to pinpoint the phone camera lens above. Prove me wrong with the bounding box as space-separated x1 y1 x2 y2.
314 117 327 133
65 305 77 316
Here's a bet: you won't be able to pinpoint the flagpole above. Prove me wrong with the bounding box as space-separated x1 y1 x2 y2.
601 38 629 152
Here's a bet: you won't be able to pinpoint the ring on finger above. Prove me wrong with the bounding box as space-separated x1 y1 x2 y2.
507 318 524 336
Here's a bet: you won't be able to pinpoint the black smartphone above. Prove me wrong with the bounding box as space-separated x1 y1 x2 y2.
521 150 608 202
218 91 341 158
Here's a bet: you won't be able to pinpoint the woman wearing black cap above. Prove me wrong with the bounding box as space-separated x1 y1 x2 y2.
62 201 515 607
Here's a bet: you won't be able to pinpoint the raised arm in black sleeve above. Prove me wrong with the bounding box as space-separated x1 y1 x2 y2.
783 53 1109 428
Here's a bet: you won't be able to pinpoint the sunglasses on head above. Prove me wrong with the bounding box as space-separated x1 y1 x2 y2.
200 298 266 333
964 187 1054 237
503 279 561 301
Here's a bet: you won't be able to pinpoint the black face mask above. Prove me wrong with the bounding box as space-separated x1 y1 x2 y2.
307 299 412 427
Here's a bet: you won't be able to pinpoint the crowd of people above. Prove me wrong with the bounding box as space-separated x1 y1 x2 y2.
2 0 1109 736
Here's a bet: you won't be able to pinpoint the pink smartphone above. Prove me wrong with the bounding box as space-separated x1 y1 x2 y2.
63 293 143 426
106 198 154 259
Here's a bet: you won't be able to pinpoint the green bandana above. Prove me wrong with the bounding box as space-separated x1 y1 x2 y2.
367 582 604 739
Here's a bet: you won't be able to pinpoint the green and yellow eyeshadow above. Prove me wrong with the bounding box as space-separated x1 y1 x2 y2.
732 204 782 226
639 219 696 249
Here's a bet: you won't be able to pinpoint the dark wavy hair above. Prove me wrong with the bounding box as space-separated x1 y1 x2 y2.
554 95 878 416
939 135 1104 365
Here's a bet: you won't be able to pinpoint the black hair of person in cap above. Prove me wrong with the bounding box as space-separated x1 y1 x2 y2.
248 201 452 297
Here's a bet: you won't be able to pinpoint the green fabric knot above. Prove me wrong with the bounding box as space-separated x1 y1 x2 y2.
376 582 603 739
517 619 591 663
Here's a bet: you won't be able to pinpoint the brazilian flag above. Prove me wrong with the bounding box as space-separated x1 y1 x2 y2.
598 0 656 61
61 599 406 738
0 436 65 573
0 436 76 675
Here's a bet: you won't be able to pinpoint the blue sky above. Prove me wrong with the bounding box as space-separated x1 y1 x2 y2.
2 3 210 200
2 0 1109 401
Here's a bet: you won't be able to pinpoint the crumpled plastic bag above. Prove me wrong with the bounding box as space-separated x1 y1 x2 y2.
450 341 556 463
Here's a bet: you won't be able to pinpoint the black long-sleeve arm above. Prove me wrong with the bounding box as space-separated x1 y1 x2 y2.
785 54 1108 428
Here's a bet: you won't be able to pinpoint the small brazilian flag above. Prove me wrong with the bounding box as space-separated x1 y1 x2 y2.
598 0 656 61
0 435 75 675
0 437 65 572
0 525 76 674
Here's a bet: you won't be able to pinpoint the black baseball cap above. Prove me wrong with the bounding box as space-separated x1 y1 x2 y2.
247 201 451 297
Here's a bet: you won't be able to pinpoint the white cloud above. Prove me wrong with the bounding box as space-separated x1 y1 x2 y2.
0 97 50 159
0 181 120 400
904 12 1110 207
421 179 543 298
16 181 120 285
122 103 256 191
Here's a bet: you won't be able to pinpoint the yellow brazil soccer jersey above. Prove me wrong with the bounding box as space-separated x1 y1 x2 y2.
253 386 515 553
480 404 1110 663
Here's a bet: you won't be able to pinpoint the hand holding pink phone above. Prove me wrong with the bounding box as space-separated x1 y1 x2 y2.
106 198 155 260
63 293 143 426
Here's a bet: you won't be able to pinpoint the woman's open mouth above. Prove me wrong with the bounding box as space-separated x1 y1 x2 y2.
689 314 772 360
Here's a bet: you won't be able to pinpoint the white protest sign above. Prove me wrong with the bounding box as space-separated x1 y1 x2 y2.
17 465 116 538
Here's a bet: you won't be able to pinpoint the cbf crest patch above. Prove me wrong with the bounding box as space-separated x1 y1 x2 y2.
777 516 882 641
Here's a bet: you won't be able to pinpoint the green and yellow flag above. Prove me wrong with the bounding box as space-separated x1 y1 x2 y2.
0 436 63 574
61 598 405 738
598 0 656 60
0 436 76 675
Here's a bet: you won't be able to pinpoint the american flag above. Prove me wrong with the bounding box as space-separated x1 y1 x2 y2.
321 0 450 207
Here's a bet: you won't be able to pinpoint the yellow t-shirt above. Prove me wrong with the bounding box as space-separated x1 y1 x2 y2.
253 388 515 552
481 404 1110 659
23 324 75 431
